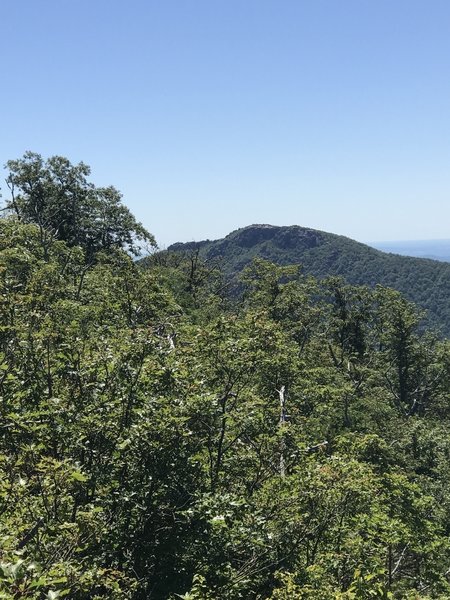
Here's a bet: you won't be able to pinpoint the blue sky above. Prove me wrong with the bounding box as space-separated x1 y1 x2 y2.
2 1 450 247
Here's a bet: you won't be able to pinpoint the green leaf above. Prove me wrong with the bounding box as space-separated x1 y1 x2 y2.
70 470 88 482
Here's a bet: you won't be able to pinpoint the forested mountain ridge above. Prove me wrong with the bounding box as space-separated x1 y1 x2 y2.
2 154 450 599
164 224 450 336
3 212 450 599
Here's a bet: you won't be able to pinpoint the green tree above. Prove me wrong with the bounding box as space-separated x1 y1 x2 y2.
4 152 156 259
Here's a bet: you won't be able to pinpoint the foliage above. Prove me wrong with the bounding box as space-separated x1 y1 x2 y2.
1 168 450 598
3 152 155 259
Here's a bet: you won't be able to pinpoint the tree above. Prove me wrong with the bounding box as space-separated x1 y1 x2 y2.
3 209 450 599
3 152 156 259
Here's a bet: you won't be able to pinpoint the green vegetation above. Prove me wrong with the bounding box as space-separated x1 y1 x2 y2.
5 152 155 260
1 156 450 599
159 224 450 336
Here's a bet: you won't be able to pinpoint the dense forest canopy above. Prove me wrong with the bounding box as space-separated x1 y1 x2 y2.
1 155 450 599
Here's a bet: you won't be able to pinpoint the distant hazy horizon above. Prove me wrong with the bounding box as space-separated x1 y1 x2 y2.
369 239 450 262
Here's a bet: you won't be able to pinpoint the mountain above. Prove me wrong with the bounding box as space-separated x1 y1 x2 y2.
166 224 450 336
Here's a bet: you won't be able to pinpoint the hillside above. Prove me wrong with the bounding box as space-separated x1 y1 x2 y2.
166 224 450 336
3 181 450 598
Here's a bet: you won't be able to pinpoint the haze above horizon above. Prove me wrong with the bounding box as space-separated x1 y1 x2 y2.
2 1 449 248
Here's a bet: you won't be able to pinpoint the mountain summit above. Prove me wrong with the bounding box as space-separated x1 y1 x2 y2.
167 224 450 335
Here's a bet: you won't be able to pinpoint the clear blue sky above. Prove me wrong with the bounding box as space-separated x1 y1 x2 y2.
2 1 450 247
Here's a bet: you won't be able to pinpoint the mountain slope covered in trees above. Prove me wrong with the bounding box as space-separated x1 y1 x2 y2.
2 154 450 599
163 224 450 336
